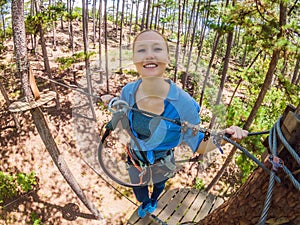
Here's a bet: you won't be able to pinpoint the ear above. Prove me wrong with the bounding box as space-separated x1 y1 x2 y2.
167 56 171 64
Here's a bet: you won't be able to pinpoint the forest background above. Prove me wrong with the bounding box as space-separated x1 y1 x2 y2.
0 0 299 224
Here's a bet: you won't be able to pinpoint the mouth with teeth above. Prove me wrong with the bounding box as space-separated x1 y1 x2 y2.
143 63 158 68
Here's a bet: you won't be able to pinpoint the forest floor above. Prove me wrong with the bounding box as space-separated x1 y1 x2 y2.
0 22 243 225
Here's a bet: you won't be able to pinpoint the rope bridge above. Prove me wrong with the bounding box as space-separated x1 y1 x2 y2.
8 72 299 224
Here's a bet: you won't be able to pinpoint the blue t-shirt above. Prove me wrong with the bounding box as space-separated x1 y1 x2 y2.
120 79 204 164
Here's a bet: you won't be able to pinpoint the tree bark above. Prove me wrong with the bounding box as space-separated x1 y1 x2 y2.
199 104 300 225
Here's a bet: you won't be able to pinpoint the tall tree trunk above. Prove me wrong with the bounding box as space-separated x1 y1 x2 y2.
181 0 197 65
0 6 6 38
149 0 155 29
161 6 167 34
98 0 103 84
141 0 147 30
128 0 134 43
291 56 299 84
182 0 201 89
68 0 74 54
59 0 63 30
52 20 57 51
115 0 120 36
92 0 97 49
118 0 125 71
145 0 151 29
35 0 60 109
199 104 300 224
199 31 221 107
134 0 140 32
82 0 96 120
12 1 31 97
195 0 212 71
11 0 101 219
209 28 234 129
104 0 110 93
173 0 182 83
154 2 159 30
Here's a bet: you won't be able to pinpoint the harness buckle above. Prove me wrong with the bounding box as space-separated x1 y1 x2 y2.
139 167 147 177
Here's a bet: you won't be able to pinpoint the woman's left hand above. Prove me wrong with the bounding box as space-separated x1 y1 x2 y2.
223 125 248 140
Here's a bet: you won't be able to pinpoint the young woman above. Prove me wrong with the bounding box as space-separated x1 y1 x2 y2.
119 30 248 218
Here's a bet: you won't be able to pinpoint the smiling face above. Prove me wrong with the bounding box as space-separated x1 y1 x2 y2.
133 31 170 77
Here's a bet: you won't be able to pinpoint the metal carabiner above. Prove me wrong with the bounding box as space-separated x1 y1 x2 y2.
108 97 129 113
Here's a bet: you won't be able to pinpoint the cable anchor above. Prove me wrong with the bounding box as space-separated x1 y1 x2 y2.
268 155 284 172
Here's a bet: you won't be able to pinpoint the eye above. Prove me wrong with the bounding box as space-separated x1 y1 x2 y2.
137 48 146 53
154 47 162 52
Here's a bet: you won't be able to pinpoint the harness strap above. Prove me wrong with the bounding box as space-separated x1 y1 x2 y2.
126 146 146 185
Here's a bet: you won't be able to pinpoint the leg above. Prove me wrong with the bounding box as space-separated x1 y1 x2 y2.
151 179 168 201
127 161 151 206
132 185 151 206
128 162 152 218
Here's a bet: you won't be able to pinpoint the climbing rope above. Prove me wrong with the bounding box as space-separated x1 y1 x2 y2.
259 124 278 224
257 118 299 224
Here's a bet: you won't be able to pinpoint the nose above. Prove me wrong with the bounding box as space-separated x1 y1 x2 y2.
143 47 155 60
145 51 155 60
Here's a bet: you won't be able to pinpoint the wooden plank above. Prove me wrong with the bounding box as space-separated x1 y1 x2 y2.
155 188 179 216
167 189 199 225
180 191 207 223
210 197 224 212
157 188 189 222
143 188 179 224
127 189 224 225
134 214 152 225
127 210 140 225
127 189 178 225
194 193 215 221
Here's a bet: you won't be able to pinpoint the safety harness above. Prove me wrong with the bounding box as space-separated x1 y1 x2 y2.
100 97 228 185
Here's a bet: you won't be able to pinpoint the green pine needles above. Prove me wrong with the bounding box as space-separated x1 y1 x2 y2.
0 171 37 205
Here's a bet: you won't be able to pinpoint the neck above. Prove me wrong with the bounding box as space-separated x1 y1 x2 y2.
139 77 169 98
